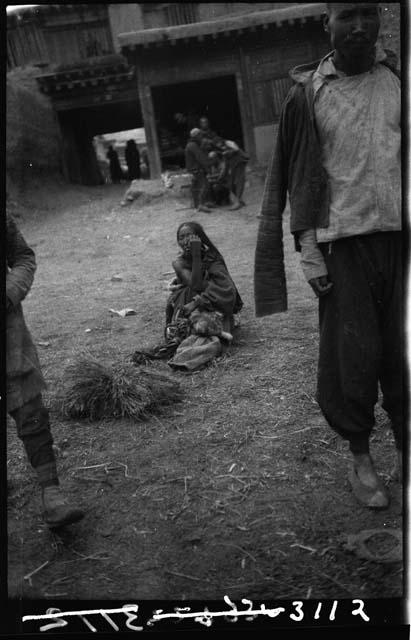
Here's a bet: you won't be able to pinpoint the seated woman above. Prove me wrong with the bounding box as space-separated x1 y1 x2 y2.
134 222 242 370
166 222 243 370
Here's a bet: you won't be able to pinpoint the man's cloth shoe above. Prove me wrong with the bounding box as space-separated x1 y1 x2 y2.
348 465 389 509
42 486 84 528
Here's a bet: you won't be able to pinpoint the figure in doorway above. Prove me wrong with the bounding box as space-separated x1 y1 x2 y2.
106 145 123 184
199 116 222 147
125 140 141 181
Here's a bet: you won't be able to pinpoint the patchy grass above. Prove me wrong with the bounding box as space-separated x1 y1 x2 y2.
7 180 403 602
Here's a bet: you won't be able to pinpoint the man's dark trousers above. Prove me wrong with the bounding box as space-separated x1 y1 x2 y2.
317 231 403 454
190 170 207 208
9 394 59 487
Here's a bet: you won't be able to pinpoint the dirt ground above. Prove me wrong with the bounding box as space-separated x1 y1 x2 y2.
7 175 403 605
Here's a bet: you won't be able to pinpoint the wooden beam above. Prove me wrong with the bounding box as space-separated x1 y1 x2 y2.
137 68 162 179
237 49 257 164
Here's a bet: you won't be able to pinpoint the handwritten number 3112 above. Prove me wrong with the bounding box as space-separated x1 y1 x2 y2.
290 600 369 622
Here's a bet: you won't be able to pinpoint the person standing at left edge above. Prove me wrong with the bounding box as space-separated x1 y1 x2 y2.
254 3 403 510
6 213 84 528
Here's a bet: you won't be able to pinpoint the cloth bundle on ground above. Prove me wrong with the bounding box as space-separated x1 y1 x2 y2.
168 309 233 371
168 335 222 371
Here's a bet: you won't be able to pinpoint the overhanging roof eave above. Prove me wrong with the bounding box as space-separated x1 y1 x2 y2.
118 3 326 50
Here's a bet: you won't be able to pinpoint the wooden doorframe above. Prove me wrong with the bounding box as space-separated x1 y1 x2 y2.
237 46 256 162
136 66 162 179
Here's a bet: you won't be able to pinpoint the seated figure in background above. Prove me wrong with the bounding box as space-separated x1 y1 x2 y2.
199 116 222 147
185 128 213 213
206 151 231 206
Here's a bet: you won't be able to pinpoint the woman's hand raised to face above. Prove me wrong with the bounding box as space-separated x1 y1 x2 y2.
182 233 201 253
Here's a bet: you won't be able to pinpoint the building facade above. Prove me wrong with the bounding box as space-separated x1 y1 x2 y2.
7 3 401 183
117 3 329 176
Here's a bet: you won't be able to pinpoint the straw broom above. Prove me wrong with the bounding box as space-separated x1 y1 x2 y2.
60 356 182 421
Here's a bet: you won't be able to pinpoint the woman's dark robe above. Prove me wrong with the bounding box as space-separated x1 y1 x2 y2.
166 250 242 332
125 143 141 180
107 148 123 183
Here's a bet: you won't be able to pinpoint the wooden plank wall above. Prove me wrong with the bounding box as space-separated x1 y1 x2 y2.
7 23 48 68
44 23 113 66
140 46 239 87
245 27 328 126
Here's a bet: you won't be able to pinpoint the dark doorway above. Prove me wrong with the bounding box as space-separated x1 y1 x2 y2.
57 98 142 185
151 75 244 170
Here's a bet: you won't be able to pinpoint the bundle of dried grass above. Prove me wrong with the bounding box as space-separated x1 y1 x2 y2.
60 356 182 421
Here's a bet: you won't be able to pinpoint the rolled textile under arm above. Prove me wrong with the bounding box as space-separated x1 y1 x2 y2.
254 101 289 317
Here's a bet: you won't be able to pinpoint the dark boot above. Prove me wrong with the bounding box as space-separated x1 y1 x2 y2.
42 485 84 528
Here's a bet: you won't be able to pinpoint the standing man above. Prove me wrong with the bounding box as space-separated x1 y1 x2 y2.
198 116 222 147
125 139 141 181
254 3 402 509
221 141 250 210
185 128 213 213
106 145 123 184
7 213 85 528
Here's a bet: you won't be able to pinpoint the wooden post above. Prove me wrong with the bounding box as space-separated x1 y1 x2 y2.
136 65 162 179
236 47 257 163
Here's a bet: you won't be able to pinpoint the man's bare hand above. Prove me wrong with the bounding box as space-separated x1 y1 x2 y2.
308 276 333 297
